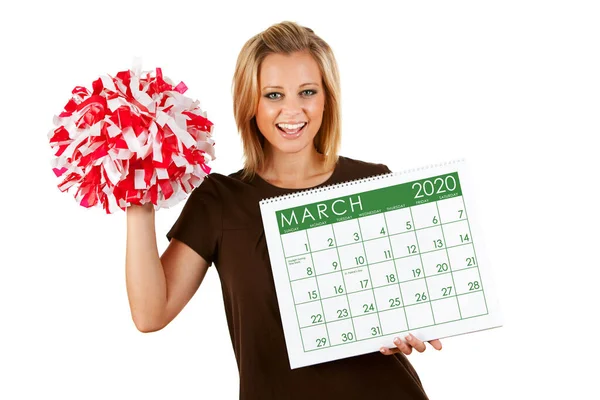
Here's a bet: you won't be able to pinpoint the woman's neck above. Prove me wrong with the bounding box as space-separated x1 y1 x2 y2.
259 146 332 189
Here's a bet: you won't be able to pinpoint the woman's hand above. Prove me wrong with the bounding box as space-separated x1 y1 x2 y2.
380 334 442 356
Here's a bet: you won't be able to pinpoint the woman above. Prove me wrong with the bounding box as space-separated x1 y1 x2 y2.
126 21 441 399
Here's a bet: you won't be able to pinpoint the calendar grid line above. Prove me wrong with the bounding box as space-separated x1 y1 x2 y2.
460 197 490 315
409 207 436 325
295 289 482 309
288 263 480 283
300 308 490 351
330 224 358 342
284 214 470 240
436 202 463 320
294 285 483 306
298 295 485 329
279 234 307 353
382 212 410 332
304 230 332 349
287 241 475 260
356 218 384 339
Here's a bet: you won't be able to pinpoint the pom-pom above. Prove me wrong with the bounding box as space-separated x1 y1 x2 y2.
48 62 215 213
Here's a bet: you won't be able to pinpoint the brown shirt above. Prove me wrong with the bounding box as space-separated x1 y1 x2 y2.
167 156 429 400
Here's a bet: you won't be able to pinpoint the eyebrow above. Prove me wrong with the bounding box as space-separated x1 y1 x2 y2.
261 82 320 91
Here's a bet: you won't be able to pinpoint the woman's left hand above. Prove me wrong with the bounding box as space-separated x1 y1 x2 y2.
380 334 442 356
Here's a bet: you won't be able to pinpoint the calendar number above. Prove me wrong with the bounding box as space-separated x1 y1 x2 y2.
355 256 365 265
412 268 422 278
316 338 327 347
407 245 417 254
333 285 344 294
342 332 354 342
386 274 396 283
466 257 476 267
311 314 323 324
437 263 449 273
416 292 427 302
371 326 381 336
468 281 481 291
380 227 386 235
433 239 444 248
389 297 401 307
406 221 412 230
328 238 334 247
441 287 453 296
459 210 464 218
308 290 318 300
360 279 369 289
363 303 375 313
332 261 339 270
384 250 392 259
412 176 457 199
433 216 439 224
307 267 313 276
460 234 470 243
337 309 349 318
353 232 360 241
304 243 309 252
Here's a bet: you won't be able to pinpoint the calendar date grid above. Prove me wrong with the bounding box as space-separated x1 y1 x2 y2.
282 212 488 351
276 174 490 352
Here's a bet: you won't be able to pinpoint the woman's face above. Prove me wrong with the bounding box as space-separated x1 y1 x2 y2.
256 51 325 157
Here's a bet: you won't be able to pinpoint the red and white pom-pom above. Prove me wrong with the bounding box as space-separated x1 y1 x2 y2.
48 63 215 213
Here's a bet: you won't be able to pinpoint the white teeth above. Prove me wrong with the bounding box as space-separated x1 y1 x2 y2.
277 122 306 130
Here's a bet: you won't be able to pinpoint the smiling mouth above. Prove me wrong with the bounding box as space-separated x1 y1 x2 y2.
276 122 307 135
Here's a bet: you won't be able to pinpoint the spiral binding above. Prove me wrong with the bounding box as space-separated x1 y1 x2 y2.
258 158 465 205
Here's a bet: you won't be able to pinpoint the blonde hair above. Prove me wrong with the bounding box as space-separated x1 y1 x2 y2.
232 21 342 180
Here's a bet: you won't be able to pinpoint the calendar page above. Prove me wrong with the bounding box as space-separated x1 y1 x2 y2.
259 159 502 369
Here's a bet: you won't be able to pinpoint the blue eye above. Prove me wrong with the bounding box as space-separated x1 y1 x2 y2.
301 89 316 96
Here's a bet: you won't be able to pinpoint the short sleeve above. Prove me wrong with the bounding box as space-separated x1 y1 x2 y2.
166 176 221 266
370 161 392 176
379 163 392 174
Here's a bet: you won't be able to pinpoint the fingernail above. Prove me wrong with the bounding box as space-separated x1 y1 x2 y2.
380 348 385 353
393 337 400 344
405 334 412 341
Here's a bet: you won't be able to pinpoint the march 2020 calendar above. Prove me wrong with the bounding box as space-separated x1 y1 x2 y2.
259 159 502 369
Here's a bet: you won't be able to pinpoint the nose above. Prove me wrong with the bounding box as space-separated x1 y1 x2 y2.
280 95 303 117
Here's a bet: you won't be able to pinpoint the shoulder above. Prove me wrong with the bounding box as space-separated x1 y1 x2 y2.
337 155 392 177
186 168 263 229
186 167 258 205
190 169 248 195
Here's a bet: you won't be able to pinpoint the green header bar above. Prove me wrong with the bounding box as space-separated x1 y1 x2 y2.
275 172 462 234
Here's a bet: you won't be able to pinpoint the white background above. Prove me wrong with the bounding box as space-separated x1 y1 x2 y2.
1 0 598 398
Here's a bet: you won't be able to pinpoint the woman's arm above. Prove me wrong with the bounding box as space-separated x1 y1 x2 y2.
125 203 209 332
